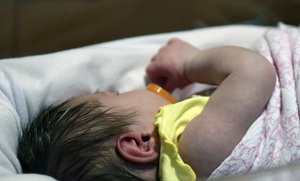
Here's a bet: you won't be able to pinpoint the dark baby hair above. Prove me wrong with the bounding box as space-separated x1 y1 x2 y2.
17 97 146 181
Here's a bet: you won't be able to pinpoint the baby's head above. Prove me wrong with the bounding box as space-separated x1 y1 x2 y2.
18 89 170 181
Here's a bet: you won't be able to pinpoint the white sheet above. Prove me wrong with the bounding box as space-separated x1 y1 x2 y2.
0 25 268 180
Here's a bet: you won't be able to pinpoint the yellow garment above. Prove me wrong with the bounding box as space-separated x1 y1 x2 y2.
154 96 209 181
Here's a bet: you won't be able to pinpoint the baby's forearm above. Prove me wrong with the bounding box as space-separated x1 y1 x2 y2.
179 46 276 177
185 46 274 85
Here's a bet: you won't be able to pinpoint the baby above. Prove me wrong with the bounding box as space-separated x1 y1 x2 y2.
17 38 276 181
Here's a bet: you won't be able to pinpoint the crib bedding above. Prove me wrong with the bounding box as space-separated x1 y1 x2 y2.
209 24 300 180
0 25 268 180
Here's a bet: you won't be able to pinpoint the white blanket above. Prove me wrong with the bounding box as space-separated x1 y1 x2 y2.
0 25 267 180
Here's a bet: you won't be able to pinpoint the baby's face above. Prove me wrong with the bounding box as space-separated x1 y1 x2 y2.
93 89 170 132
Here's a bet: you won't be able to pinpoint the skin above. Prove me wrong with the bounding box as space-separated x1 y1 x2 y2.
92 38 276 178
93 90 168 162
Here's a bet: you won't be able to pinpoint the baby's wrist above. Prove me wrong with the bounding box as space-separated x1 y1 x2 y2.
183 58 194 83
184 50 204 83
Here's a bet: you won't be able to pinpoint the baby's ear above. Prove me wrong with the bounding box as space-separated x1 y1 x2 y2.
116 132 159 164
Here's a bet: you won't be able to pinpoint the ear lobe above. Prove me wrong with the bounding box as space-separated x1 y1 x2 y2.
117 132 159 164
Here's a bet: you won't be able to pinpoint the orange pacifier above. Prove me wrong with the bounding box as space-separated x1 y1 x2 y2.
147 83 177 104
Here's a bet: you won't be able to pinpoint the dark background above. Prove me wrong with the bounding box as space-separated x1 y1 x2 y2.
1 0 299 58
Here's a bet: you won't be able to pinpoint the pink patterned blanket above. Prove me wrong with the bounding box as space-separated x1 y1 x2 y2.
209 25 300 179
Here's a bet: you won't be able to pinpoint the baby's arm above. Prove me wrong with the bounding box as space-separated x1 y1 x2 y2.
146 38 276 177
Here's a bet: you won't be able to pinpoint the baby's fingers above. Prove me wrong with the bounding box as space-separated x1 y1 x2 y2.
146 62 166 86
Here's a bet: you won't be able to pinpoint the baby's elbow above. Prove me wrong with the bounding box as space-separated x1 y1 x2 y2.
253 56 277 98
262 58 276 93
242 51 276 99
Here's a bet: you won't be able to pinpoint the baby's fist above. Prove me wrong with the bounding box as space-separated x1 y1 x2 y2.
146 38 199 91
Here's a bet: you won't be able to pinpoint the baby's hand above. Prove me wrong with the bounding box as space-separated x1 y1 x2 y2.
146 38 199 91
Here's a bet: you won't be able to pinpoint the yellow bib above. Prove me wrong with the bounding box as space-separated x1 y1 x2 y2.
154 96 209 181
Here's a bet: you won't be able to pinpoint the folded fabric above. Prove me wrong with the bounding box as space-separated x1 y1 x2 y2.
155 96 209 181
209 24 300 179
